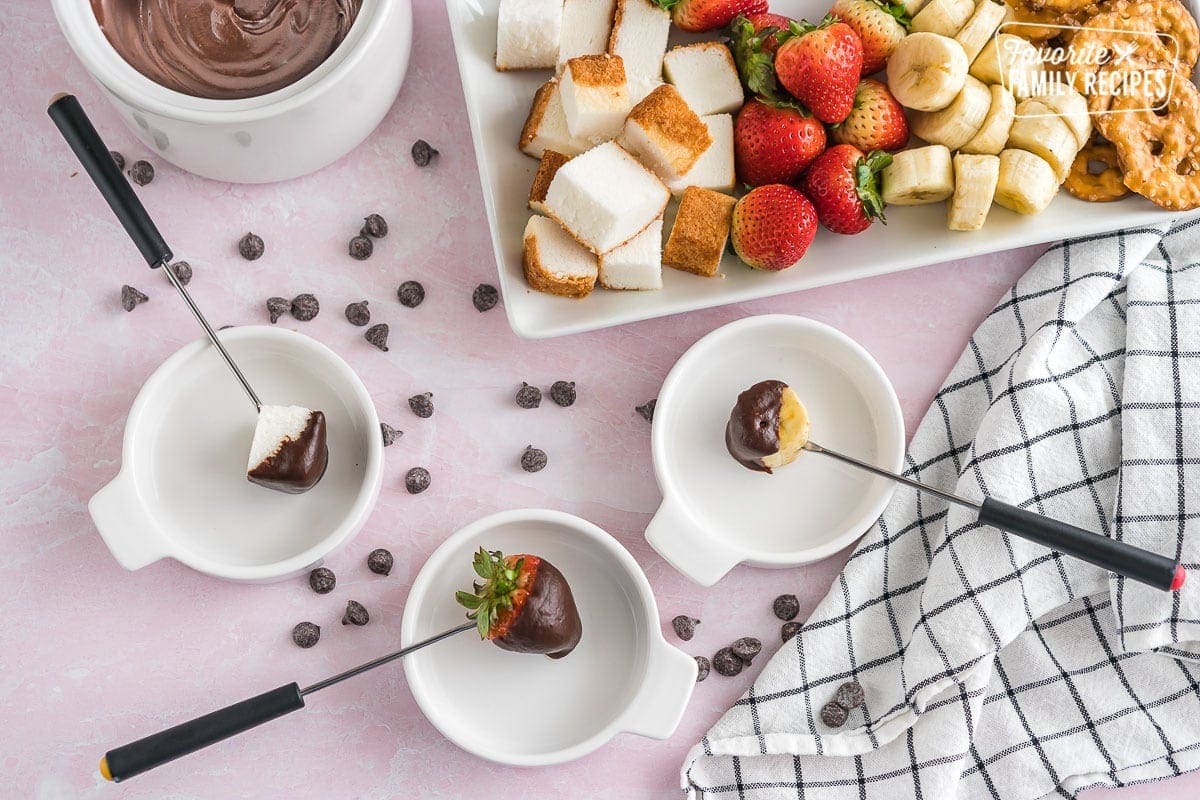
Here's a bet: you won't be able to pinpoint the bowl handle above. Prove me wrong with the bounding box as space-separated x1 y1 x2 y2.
621 640 698 739
645 498 743 586
89 471 169 570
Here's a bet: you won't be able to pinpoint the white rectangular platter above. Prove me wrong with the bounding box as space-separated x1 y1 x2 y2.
446 0 1182 339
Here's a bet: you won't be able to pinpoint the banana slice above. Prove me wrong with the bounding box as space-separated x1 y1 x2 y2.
995 148 1059 214
1007 99 1080 182
955 0 1010 63
960 84 1016 155
1031 85 1092 148
882 145 956 205
911 75 992 150
948 153 1000 231
911 0 976 36
970 33 1044 98
887 32 970 112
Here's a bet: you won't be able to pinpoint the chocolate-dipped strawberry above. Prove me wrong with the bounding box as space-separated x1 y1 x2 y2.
455 548 582 659
726 380 811 473
246 405 329 493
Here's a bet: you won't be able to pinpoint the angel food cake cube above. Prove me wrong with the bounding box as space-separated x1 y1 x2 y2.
523 215 599 298
542 141 670 254
622 85 713 182
665 114 735 195
608 0 671 101
662 43 745 116
520 80 590 159
560 54 632 142
529 150 571 213
599 219 663 290
559 0 617 67
662 186 737 277
496 0 563 71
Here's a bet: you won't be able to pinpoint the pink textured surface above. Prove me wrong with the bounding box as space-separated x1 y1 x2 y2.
1 2 1195 798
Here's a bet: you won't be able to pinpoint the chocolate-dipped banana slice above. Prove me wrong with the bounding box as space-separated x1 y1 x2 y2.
246 405 329 494
725 380 811 473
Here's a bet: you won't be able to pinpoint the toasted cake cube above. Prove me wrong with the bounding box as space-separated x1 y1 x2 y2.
622 85 713 181
662 187 736 277
665 114 735 195
608 0 671 96
599 219 663 290
520 80 590 159
496 0 563 71
523 215 599 298
542 141 670 253
663 43 745 116
559 0 617 67
560 54 632 142
529 150 571 213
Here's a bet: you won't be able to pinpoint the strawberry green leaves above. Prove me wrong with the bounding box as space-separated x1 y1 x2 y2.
456 548 526 639
728 15 803 110
855 150 893 223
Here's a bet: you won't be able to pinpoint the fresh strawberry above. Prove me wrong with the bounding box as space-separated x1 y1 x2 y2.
829 0 909 76
731 185 819 271
742 11 795 53
734 99 827 186
654 0 767 32
830 78 909 152
456 548 582 658
772 17 863 124
799 144 890 235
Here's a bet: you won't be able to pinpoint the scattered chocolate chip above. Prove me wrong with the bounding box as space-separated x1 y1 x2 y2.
361 213 388 238
713 647 743 677
834 681 865 710
120 285 148 312
672 615 699 642
408 392 434 418
636 399 656 423
550 381 577 407
127 160 154 186
695 656 711 682
731 637 762 665
168 261 192 286
291 293 319 321
411 139 439 167
266 296 290 324
472 283 498 312
773 593 800 621
348 235 373 261
292 621 320 648
345 300 370 326
309 567 336 594
405 466 431 494
238 232 264 260
781 621 802 642
380 422 400 447
364 323 390 351
821 701 848 728
367 548 394 576
342 600 370 626
397 281 425 308
110 150 125 171
515 382 542 409
520 445 548 473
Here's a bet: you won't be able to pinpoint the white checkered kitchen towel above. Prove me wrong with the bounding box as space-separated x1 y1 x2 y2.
683 217 1200 800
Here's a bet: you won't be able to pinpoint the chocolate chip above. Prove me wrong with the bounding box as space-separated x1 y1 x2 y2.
345 300 370 326
405 466 431 494
169 261 192 286
781 621 802 642
348 235 373 261
110 150 125 171
820 701 848 727
695 656 711 682
361 213 388 238
636 399 656 423
731 637 762 665
364 323 389 351
292 621 320 648
713 647 743 677
520 445 548 473
472 283 498 312
408 392 433 418
515 382 542 409
367 548 393 576
773 593 800 621
127 160 154 186
308 567 336 594
342 600 370 626
834 681 865 710
266 296 290 324
291 293 319 321
411 139 439 167
672 615 699 641
238 232 264 260
380 422 400 447
397 281 425 308
550 381 577 407
120 285 148 312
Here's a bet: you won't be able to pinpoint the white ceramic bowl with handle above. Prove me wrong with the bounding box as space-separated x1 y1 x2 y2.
88 325 383 581
402 508 697 765
51 0 411 183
